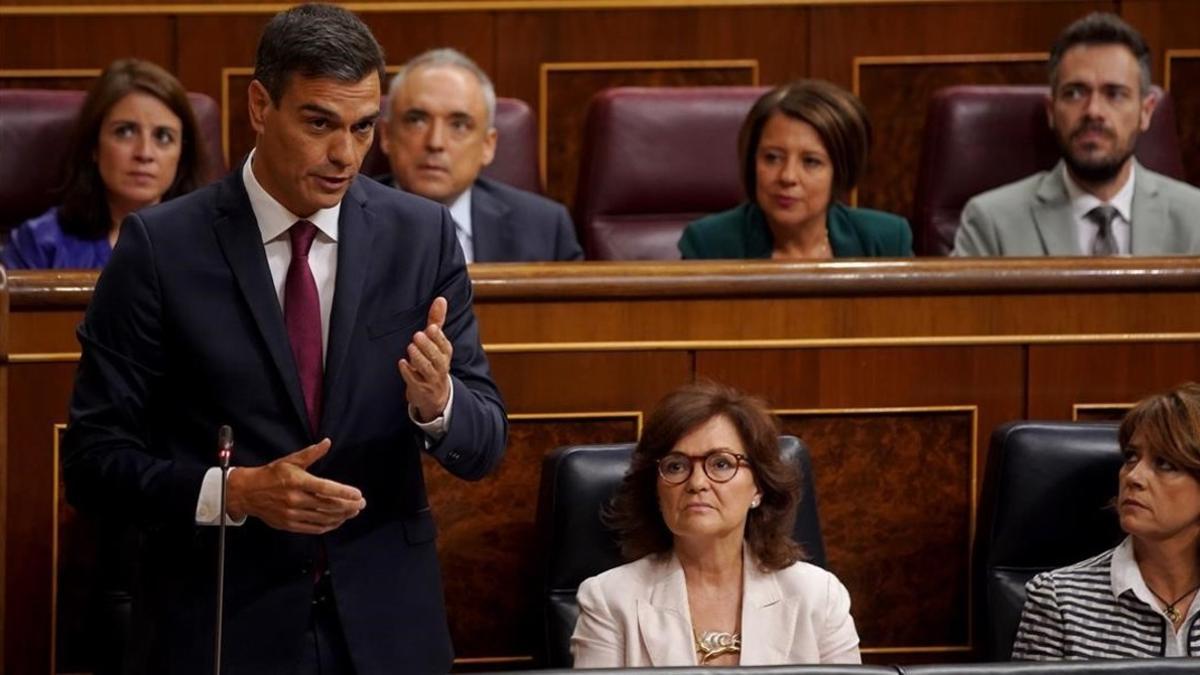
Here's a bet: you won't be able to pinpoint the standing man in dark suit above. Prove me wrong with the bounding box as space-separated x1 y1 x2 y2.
377 48 583 262
61 4 506 674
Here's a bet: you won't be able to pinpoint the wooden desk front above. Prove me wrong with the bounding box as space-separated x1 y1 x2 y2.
3 259 1199 673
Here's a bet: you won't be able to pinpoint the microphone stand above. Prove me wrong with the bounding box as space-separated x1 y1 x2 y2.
214 425 233 675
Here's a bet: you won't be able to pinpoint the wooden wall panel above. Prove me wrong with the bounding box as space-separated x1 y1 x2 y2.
855 58 1047 219
1027 343 1200 419
781 410 974 649
695 346 1024 654
4 362 76 675
0 16 174 71
426 416 638 662
807 1 1112 86
493 8 808 207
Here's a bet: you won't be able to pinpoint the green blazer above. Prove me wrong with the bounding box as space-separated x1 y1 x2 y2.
678 201 913 259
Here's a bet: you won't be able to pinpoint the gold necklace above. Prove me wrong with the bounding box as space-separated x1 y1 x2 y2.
694 629 740 664
1147 583 1200 624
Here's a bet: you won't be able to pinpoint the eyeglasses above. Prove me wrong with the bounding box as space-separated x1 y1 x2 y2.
657 451 751 485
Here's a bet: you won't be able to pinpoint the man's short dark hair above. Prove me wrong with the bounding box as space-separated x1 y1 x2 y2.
253 3 386 104
1049 12 1152 95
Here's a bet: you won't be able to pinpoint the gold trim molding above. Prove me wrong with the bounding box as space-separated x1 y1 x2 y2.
850 51 1047 97
0 0 1017 17
537 58 759 189
1071 402 1133 421
1165 49 1200 93
0 68 102 79
10 331 1200 363
508 410 644 437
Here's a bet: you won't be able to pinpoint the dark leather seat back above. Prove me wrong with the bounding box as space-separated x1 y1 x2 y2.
912 85 1185 255
973 421 1124 661
537 435 825 667
361 96 541 194
573 86 768 260
0 88 226 233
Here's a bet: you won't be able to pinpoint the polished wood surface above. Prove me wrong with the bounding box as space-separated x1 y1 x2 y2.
4 259 1200 672
3 0 1197 222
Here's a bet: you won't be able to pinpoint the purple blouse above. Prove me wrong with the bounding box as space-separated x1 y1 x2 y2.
2 207 112 270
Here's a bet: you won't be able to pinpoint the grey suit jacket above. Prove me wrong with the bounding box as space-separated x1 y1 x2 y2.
953 161 1200 256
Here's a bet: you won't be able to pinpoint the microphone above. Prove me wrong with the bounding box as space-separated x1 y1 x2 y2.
214 425 234 675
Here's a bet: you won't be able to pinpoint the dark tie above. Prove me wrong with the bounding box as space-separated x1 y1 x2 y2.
285 220 323 436
1087 204 1119 256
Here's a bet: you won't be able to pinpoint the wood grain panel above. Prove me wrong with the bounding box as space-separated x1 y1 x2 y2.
0 15 173 70
494 8 808 208
807 1 1112 86
4 362 75 675
696 346 1023 653
779 410 974 648
1028 343 1200 419
542 61 755 208
0 71 96 89
430 349 687 663
855 57 1047 219
425 416 638 662
181 12 495 168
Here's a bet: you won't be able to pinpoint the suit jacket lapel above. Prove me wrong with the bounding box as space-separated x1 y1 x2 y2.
1032 164 1081 255
321 178 374 439
1129 162 1167 255
469 180 511 263
738 550 787 665
637 554 697 667
210 170 310 436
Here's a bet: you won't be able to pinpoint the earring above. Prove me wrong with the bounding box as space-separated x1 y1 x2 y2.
751 497 761 508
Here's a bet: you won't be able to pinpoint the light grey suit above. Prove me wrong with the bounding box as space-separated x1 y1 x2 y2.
952 160 1200 256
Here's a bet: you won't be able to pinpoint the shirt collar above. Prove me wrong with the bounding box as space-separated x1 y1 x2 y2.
447 186 473 239
242 149 340 244
1063 162 1136 225
1111 536 1143 599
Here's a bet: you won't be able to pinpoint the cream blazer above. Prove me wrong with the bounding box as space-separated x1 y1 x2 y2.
570 550 861 668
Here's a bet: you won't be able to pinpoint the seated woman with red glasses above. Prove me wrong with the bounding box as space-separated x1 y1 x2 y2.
570 381 860 667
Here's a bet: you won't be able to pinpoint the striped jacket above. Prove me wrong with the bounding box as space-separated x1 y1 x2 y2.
1012 546 1200 659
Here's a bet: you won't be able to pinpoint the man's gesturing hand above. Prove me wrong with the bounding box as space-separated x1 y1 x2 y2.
399 296 453 422
226 439 366 534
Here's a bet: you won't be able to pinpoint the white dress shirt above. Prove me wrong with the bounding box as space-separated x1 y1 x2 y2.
1111 536 1200 657
447 187 474 263
1063 163 1135 256
195 153 451 525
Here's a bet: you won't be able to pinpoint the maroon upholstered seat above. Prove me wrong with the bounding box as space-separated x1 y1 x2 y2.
912 85 1185 256
0 89 226 233
360 96 540 194
574 86 768 260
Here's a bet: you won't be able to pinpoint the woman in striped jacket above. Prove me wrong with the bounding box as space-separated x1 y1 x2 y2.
1012 382 1200 660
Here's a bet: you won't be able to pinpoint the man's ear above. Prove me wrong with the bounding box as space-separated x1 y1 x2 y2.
378 117 392 155
1139 89 1160 133
481 126 498 168
1044 92 1055 131
247 80 272 136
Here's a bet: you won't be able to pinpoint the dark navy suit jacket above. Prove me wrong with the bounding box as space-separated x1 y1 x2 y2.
62 168 507 674
376 174 583 262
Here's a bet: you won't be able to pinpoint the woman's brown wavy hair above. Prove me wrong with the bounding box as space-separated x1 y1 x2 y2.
603 380 804 572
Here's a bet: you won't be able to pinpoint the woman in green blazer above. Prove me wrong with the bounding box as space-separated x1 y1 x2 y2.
679 80 912 259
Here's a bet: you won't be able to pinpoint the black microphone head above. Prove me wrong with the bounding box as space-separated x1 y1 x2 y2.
218 425 233 454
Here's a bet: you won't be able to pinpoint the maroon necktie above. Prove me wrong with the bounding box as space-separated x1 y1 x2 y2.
285 220 323 436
